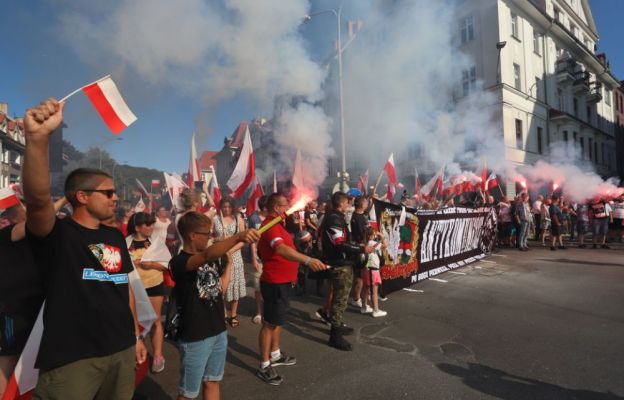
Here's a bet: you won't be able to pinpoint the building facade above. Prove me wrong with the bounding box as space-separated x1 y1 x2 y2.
0 103 26 189
456 0 620 196
615 82 624 180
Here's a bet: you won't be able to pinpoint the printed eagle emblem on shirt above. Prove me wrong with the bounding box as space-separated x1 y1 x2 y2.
88 243 123 273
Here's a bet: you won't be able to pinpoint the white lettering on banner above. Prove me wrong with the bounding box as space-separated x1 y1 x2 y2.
421 213 489 263
429 266 449 277
82 268 129 284
418 272 429 281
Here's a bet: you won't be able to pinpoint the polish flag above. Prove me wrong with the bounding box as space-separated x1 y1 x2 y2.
227 127 255 199
187 133 201 188
151 179 160 188
486 173 499 190
292 150 305 194
135 179 150 198
421 165 445 199
357 169 369 194
246 177 264 216
384 153 398 187
209 166 222 208
0 187 20 209
164 172 188 211
414 168 421 200
134 197 146 213
80 76 137 134
369 203 378 231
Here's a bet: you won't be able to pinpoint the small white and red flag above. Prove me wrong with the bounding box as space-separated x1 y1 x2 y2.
246 177 264 216
486 173 499 191
209 166 222 208
369 203 378 231
227 127 255 199
357 169 369 194
0 187 20 209
187 133 201 188
414 168 422 200
135 178 150 198
151 179 160 188
61 75 137 135
386 184 395 202
134 197 146 212
164 172 189 211
384 153 398 187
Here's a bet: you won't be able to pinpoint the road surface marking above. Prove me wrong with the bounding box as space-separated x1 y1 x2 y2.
479 260 497 264
449 271 466 275
402 288 424 293
430 278 448 283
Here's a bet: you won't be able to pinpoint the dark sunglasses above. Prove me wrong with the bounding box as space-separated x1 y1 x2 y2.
193 231 212 236
80 189 117 199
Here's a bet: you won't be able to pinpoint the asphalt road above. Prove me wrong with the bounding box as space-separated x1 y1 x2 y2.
135 242 624 400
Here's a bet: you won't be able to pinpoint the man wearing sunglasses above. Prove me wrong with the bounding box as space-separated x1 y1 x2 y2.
22 98 147 399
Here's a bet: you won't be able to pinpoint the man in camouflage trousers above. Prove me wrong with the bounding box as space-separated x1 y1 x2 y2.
320 192 372 351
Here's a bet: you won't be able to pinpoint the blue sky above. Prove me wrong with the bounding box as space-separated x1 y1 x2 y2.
0 1 621 174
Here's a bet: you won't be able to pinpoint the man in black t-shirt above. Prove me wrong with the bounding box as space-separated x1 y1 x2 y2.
22 99 147 399
170 212 259 399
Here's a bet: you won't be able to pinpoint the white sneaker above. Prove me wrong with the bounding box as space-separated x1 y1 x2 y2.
360 305 373 314
349 298 362 308
372 309 387 318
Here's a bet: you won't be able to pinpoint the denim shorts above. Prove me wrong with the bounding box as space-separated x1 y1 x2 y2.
178 330 227 398
593 218 609 236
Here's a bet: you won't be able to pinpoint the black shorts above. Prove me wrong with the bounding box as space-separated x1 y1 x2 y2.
551 224 561 237
609 218 623 230
260 282 291 326
145 282 166 297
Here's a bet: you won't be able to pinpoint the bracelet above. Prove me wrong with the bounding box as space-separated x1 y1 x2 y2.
136 335 143 341
304 257 311 266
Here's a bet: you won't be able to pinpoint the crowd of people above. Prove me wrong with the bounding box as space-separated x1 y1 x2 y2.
495 192 624 251
0 100 395 399
2 98 623 400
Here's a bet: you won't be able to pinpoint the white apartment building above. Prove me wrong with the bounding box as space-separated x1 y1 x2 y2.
457 0 620 195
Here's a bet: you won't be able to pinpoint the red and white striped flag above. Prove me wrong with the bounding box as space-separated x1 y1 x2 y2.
66 75 137 135
369 203 378 231
164 172 189 211
134 197 146 212
0 187 20 210
151 179 160 188
357 169 369 194
135 178 149 198
414 168 422 200
227 127 255 199
246 177 264 216
486 173 499 191
384 153 398 187
209 166 222 208
187 133 201 188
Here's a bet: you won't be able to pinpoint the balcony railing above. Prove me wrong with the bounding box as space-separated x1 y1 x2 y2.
572 71 590 93
587 82 602 104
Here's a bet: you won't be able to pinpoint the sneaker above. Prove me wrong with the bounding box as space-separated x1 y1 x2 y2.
601 244 610 249
372 309 387 318
257 366 283 385
379 296 388 302
348 298 362 308
151 356 165 373
360 305 373 314
252 314 262 324
315 308 331 325
270 353 297 366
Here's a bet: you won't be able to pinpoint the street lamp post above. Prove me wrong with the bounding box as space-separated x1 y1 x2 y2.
306 6 350 192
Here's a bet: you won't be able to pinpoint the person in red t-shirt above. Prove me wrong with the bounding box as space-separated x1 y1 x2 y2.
255 193 326 386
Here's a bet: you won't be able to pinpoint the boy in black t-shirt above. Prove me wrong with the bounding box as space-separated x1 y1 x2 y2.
170 212 259 399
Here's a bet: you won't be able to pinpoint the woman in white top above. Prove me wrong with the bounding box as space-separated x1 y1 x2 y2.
152 206 171 242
